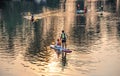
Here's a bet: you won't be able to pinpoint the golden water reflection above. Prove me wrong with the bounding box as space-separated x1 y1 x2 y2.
0 0 120 76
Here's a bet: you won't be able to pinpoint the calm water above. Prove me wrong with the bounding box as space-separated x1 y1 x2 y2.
0 0 120 76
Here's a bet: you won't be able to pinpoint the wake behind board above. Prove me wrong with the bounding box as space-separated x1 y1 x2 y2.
50 45 72 53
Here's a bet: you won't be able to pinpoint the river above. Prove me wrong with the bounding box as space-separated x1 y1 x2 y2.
0 0 120 76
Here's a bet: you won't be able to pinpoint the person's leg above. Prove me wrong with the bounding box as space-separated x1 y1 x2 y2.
65 42 67 48
61 41 64 58
57 51 60 58
63 43 65 48
62 42 64 48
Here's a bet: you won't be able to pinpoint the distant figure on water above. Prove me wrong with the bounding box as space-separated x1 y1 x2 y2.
84 6 87 13
31 14 34 22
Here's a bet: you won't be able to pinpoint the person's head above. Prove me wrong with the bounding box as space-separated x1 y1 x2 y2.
62 30 64 33
57 39 60 41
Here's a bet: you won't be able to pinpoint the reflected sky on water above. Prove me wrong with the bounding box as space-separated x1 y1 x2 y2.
0 0 120 76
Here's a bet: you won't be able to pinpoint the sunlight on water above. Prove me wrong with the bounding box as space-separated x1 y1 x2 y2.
0 0 120 76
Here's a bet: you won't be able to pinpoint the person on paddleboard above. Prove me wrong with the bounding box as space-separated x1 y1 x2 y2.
55 39 61 46
55 38 62 58
60 30 67 48
31 14 34 22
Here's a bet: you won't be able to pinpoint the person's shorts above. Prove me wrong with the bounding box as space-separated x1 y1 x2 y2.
62 39 66 43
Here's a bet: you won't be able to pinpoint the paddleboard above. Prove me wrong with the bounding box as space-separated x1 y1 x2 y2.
50 45 72 53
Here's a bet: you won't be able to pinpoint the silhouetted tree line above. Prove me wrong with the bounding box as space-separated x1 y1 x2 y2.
0 0 60 9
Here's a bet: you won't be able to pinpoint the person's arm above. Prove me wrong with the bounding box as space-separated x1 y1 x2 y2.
60 34 62 40
65 33 68 39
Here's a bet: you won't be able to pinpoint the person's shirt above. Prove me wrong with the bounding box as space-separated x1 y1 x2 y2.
55 40 61 46
61 33 67 40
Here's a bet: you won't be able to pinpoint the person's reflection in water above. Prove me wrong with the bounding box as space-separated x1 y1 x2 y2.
61 52 67 71
96 24 100 33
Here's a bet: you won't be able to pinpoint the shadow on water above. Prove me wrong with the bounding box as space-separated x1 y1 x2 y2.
2 1 62 70
43 16 56 46
0 1 60 63
27 21 43 54
117 22 120 36
0 2 23 56
61 55 67 71
71 15 87 46
24 20 50 64
24 17 55 65
71 13 101 53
